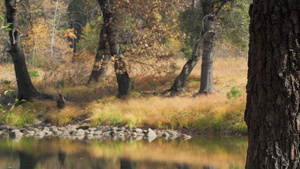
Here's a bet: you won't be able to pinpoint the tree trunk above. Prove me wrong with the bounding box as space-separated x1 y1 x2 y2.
199 0 216 94
88 0 112 83
192 0 200 8
168 37 202 93
91 0 131 98
114 57 132 98
5 0 41 101
50 0 60 59
110 23 131 98
169 0 216 94
245 1 300 168
88 22 110 82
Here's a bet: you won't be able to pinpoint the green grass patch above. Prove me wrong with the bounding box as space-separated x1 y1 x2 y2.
0 111 35 127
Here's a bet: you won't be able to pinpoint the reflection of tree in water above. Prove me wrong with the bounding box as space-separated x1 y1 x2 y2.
177 163 190 169
0 136 246 169
120 159 135 169
19 152 38 169
19 151 67 169
58 151 67 167
203 166 216 169
95 159 108 169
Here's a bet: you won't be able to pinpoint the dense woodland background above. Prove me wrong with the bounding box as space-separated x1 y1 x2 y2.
0 0 250 81
0 0 251 132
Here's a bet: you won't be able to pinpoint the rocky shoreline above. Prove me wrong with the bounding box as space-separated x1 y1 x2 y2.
0 123 192 142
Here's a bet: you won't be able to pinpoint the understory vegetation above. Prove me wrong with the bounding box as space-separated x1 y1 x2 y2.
0 48 247 134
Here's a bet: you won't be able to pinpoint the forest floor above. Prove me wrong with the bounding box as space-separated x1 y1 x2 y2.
0 46 248 136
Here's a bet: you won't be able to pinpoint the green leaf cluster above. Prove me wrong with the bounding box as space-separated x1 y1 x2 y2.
178 0 251 58
77 16 102 55
178 6 203 59
0 13 12 31
220 0 250 51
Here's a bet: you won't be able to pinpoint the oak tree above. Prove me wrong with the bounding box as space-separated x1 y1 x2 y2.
90 0 132 97
169 0 229 94
5 0 52 101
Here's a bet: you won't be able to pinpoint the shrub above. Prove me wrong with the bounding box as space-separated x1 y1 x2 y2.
28 70 39 78
226 86 242 100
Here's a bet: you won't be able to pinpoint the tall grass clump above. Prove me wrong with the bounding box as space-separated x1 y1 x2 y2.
0 109 35 127
90 103 124 126
88 92 247 134
49 106 82 126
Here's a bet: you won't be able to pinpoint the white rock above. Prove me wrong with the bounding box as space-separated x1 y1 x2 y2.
134 128 143 133
76 129 85 136
146 128 157 142
9 129 23 139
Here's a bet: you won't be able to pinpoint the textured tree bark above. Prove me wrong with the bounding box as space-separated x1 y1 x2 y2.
88 0 111 83
5 0 41 101
245 0 300 168
199 0 216 94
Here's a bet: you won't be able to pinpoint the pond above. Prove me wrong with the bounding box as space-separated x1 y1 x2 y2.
0 136 247 169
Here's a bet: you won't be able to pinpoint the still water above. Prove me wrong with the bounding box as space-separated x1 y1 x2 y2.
0 136 247 169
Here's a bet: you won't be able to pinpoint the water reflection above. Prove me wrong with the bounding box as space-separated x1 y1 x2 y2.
19 152 38 169
0 136 247 169
120 159 135 169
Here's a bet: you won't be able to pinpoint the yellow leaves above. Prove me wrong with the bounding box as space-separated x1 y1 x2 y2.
64 28 77 39
223 3 231 11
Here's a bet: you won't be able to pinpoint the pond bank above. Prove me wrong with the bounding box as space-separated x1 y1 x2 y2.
0 123 192 142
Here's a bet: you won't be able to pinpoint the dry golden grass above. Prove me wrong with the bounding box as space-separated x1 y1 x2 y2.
0 63 15 82
0 44 248 133
86 52 248 133
88 92 246 133
49 106 81 126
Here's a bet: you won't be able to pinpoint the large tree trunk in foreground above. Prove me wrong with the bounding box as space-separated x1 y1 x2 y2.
199 0 216 94
5 0 40 101
88 0 111 83
245 1 300 168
